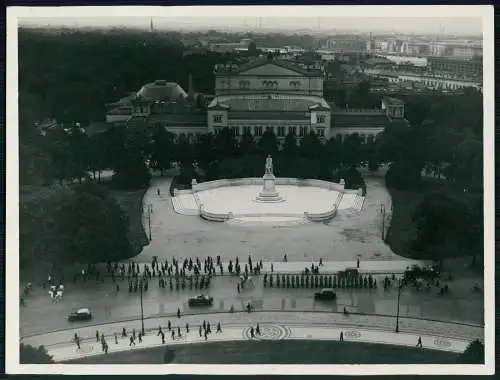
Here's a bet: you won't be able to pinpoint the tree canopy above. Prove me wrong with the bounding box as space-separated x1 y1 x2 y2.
20 344 54 364
20 183 133 271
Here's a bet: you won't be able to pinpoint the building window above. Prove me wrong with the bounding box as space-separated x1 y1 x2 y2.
232 127 240 136
299 126 307 137
317 128 325 137
254 126 263 137
289 126 297 136
239 80 250 89
317 115 325 123
243 126 251 135
213 114 223 123
277 126 285 137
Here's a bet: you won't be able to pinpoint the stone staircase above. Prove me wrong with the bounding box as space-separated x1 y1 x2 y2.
171 196 199 216
349 194 365 213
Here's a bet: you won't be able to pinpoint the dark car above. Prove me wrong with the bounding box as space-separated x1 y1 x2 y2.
188 294 214 307
314 288 337 301
68 308 92 322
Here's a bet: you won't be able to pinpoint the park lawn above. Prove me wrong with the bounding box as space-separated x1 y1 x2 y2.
67 340 460 364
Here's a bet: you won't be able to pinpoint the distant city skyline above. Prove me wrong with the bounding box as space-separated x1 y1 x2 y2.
12 6 486 36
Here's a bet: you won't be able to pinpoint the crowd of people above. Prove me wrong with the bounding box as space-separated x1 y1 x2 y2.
73 317 227 353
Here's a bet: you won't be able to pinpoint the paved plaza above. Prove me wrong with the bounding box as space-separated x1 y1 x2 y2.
139 177 395 263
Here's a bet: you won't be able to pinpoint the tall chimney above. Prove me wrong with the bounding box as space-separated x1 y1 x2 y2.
188 73 194 100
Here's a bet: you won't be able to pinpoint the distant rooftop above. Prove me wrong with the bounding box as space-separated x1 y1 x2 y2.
136 80 188 101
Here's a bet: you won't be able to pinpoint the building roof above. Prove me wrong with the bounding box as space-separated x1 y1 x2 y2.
382 96 405 106
332 110 389 129
136 80 188 101
208 95 330 112
215 57 324 77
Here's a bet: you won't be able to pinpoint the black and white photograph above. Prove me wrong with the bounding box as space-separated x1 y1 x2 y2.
5 4 494 376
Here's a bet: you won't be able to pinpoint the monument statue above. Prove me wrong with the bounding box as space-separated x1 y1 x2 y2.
255 154 284 203
265 154 273 175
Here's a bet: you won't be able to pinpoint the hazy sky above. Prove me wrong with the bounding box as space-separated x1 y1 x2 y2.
12 6 487 36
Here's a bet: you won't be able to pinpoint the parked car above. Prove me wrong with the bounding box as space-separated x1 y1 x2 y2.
314 288 337 301
188 294 213 307
68 308 92 322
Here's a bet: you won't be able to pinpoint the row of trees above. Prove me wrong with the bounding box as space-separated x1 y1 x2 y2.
20 183 133 273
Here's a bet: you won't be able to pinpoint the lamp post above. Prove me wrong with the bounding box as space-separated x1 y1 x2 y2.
395 278 403 333
139 278 145 335
380 204 386 240
147 203 152 241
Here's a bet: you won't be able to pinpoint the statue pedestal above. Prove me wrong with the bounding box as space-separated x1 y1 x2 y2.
255 173 285 203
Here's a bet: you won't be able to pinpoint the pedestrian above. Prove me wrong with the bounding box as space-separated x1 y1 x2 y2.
216 322 222 333
177 326 181 338
199 325 203 337
256 323 260 335
75 337 80 350
168 320 172 331
129 336 135 347
250 326 255 338
206 322 211 334
161 331 165 344
114 333 118 344
101 333 105 344
116 284 120 292
357 258 360 269
157 326 163 336
171 330 175 340
104 341 109 354
157 188 160 196
203 320 206 330
132 328 136 340
283 254 287 262
138 332 142 343
340 331 344 341
237 283 240 293
204 330 208 340
417 336 422 348
271 263 274 272
186 323 189 333
96 330 99 342
122 327 127 337
177 308 181 318
74 332 78 342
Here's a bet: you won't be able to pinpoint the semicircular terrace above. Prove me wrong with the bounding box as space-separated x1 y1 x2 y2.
173 178 363 224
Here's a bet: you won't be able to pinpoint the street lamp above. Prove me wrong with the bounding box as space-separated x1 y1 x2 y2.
139 278 145 335
380 204 386 240
395 278 404 333
147 203 152 241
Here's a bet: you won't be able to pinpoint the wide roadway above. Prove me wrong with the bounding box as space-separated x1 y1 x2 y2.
20 272 483 340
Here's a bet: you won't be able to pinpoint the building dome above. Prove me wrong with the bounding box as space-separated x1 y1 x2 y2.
136 80 188 101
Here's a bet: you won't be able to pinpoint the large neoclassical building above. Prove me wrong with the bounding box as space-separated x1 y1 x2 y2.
103 56 406 143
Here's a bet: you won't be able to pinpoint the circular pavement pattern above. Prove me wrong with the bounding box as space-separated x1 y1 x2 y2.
344 330 361 339
242 324 291 340
77 344 95 354
433 337 451 347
